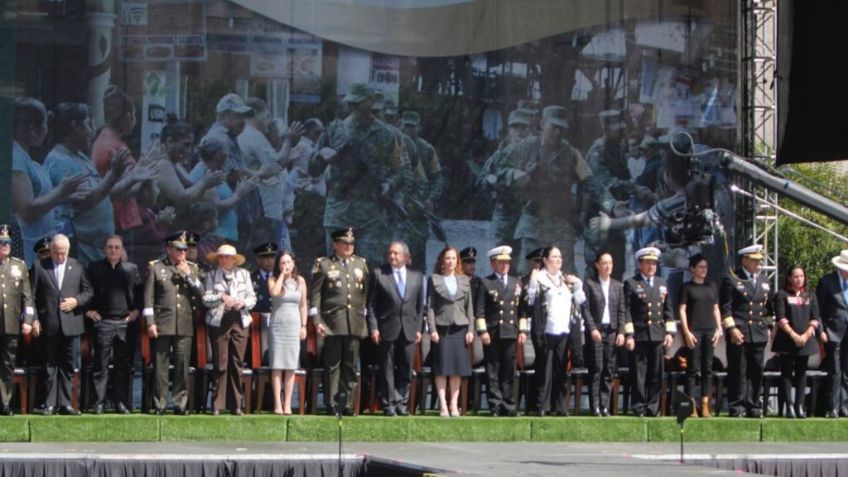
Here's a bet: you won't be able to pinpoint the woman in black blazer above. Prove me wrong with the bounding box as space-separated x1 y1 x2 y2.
426 246 474 417
772 264 820 418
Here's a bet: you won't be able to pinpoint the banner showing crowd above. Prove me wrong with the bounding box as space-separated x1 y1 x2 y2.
9 0 739 281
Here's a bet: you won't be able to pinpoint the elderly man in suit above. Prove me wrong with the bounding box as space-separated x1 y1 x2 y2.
85 235 141 414
582 250 626 417
720 244 774 418
366 241 423 416
817 250 848 418
31 233 93 415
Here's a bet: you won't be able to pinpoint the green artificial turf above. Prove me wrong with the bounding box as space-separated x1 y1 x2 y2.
6 414 848 443
646 417 762 442
28 415 160 442
761 418 848 442
159 415 288 442
531 417 646 442
0 416 29 442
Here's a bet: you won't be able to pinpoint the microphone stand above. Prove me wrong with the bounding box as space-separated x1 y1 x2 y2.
335 391 347 477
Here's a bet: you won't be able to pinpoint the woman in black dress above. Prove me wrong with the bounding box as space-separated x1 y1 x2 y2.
678 254 721 417
772 264 820 418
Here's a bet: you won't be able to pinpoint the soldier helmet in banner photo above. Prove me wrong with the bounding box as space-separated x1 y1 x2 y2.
343 83 374 104
508 110 530 127
0 224 10 244
517 99 540 115
331 227 356 244
542 105 569 129
599 109 626 131
401 111 421 127
459 247 478 263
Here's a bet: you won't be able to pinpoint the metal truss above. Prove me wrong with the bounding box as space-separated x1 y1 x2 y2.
741 0 778 284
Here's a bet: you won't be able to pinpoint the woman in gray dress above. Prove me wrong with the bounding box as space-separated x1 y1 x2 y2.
267 250 307 415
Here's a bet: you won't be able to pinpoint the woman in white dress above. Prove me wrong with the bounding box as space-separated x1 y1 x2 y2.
267 250 307 415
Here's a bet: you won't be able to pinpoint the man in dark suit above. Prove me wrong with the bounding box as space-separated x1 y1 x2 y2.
623 247 674 417
719 244 774 418
85 235 141 414
30 233 93 415
0 225 35 415
460 247 481 311
475 246 526 416
251 242 278 368
366 241 423 416
310 227 369 415
583 250 625 417
817 250 848 418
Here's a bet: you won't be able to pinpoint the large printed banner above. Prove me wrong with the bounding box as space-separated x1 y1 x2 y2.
10 0 739 286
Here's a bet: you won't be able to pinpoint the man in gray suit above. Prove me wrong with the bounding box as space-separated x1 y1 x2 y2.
367 241 423 416
31 234 93 415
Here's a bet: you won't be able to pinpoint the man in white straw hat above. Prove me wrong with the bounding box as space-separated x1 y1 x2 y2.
816 250 848 418
719 244 774 418
203 243 256 415
623 246 674 417
475 245 527 416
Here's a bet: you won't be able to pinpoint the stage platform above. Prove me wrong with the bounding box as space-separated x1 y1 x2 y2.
1 442 847 476
1 414 847 443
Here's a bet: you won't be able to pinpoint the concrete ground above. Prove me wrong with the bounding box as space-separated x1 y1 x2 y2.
2 441 846 476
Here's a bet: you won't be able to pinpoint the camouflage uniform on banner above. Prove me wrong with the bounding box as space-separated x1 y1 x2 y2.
309 84 405 265
581 110 633 280
398 111 443 267
497 106 592 274
477 110 532 257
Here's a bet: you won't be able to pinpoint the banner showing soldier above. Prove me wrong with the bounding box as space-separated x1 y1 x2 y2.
10 0 738 288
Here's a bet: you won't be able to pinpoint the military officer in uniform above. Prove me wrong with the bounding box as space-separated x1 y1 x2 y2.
475 246 527 416
720 244 774 418
623 247 675 417
143 231 205 415
309 83 405 265
460 247 481 311
252 242 278 364
0 225 34 415
310 227 369 415
33 236 52 262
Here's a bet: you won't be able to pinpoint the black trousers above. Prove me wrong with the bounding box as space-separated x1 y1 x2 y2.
778 353 809 408
45 333 79 409
484 337 517 413
686 330 715 400
536 333 570 414
378 335 415 411
824 337 848 413
324 335 360 411
631 340 664 415
92 318 133 408
726 341 766 414
585 327 617 411
0 335 18 409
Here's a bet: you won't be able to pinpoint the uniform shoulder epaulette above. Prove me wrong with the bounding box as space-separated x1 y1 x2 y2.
186 260 197 267
149 259 160 267
9 257 25 265
353 254 366 262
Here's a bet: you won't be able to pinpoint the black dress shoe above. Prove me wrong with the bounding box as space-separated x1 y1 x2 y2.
826 410 839 418
341 408 355 416
646 409 658 418
840 408 848 417
538 410 549 417
601 408 610 417
232 409 243 416
490 408 500 417
747 408 763 418
795 405 806 419
91 404 104 415
592 407 602 417
174 407 190 416
785 405 796 419
504 408 518 417
115 402 130 415
43 406 55 416
383 407 396 417
556 410 569 417
728 409 744 418
59 406 81 416
396 406 409 416
2 407 14 416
